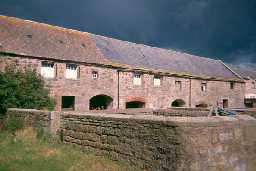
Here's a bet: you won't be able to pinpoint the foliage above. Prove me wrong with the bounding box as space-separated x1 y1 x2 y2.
3 114 24 134
0 65 55 114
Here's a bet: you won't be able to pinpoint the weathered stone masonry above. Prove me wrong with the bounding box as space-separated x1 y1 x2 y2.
0 55 245 111
7 108 256 171
60 113 256 171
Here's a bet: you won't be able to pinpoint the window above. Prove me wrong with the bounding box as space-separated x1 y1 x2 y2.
201 83 207 92
133 73 142 85
65 64 78 79
41 61 55 78
126 101 145 109
62 96 75 110
223 99 229 108
153 75 161 86
252 81 256 89
230 82 235 89
175 81 182 91
92 71 98 79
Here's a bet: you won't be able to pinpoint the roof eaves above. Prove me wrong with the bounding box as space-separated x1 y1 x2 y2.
1 51 244 82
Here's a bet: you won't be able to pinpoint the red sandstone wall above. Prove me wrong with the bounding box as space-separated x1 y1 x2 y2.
0 55 245 110
118 71 190 109
245 80 256 95
118 72 245 109
244 80 256 107
190 79 245 108
0 55 118 111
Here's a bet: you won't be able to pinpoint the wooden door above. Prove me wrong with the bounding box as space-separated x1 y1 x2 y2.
223 99 228 108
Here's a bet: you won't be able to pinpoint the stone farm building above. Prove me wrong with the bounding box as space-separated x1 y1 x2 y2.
230 66 256 108
0 15 249 111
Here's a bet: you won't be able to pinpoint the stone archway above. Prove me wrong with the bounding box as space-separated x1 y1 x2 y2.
171 99 185 107
125 97 146 109
89 94 113 110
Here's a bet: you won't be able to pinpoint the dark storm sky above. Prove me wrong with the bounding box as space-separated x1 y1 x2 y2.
1 0 256 64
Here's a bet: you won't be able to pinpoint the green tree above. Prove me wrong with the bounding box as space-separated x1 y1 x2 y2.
0 65 55 114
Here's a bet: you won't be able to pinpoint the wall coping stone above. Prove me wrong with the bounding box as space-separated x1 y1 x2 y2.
8 108 256 127
62 111 256 127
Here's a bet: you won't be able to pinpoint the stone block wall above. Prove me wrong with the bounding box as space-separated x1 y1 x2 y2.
190 79 245 108
61 113 187 171
61 112 256 171
182 115 256 171
6 108 60 134
153 108 209 117
0 55 118 111
0 55 245 111
5 108 256 171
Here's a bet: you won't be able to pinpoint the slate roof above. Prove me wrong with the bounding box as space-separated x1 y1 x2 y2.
0 15 108 64
91 34 238 79
229 66 256 80
0 15 240 80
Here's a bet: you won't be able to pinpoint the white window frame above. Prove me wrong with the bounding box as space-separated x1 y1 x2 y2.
41 61 55 79
65 64 78 80
201 83 207 92
133 73 142 85
175 81 182 91
153 75 161 87
92 71 98 80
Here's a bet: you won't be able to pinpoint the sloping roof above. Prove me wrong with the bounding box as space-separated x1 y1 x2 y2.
229 65 256 80
0 15 240 80
91 34 238 79
0 15 108 64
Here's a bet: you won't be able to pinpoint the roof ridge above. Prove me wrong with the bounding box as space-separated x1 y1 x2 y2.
0 15 90 36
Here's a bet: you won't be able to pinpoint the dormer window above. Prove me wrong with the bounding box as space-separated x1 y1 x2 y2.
133 73 142 85
41 61 55 78
65 64 78 79
153 75 161 86
92 71 98 79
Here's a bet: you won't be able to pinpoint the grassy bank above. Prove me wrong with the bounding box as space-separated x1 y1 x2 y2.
0 128 140 171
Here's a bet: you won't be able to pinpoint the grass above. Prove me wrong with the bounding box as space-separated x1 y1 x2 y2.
0 128 141 171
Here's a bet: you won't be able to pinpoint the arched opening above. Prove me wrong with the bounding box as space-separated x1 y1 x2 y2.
126 101 145 109
195 103 208 108
171 99 185 107
89 95 113 110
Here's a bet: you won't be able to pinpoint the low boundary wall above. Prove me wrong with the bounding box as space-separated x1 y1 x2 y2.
6 108 256 171
6 108 60 134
